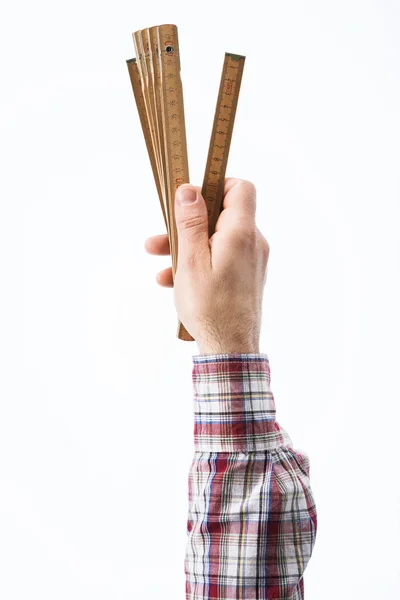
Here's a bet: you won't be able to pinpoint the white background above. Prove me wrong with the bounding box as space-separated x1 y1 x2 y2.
1 0 399 598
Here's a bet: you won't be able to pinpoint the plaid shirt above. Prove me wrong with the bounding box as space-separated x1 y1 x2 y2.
185 353 317 599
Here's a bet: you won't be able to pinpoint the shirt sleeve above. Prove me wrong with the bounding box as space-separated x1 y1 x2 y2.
184 353 317 600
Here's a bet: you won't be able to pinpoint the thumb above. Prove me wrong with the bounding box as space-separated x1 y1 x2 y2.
175 185 210 269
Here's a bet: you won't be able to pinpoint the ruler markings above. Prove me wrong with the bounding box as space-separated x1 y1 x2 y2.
202 53 245 238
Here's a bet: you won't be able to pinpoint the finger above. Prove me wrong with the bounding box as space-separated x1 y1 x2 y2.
222 178 257 218
223 177 243 195
144 234 170 256
175 184 211 271
156 267 173 287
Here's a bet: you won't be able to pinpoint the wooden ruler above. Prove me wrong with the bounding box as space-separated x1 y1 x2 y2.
127 27 245 343
126 58 167 230
202 53 245 238
157 25 191 341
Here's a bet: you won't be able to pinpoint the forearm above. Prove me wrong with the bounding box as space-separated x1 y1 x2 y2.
184 353 317 599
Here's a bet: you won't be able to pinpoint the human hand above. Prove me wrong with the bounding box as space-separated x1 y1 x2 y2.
144 178 269 355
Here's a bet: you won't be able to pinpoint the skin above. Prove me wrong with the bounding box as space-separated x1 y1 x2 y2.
144 178 269 355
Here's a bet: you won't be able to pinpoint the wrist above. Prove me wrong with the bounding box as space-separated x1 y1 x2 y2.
191 314 261 356
196 339 260 356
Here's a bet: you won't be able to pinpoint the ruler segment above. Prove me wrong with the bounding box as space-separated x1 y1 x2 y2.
149 26 169 232
157 24 190 277
156 25 192 342
142 28 167 217
126 58 168 230
133 31 163 196
202 53 245 238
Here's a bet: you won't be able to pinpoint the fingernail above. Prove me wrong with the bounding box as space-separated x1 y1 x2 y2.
177 186 197 205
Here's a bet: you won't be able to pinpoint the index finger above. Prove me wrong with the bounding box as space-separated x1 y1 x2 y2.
144 234 170 255
222 178 257 218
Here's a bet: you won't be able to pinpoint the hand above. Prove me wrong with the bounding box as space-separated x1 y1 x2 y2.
144 178 269 355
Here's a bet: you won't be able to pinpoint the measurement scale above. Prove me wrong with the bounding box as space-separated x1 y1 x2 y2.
202 53 245 238
127 25 245 342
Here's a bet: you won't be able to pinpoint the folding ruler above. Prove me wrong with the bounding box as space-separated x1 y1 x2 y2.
127 24 245 341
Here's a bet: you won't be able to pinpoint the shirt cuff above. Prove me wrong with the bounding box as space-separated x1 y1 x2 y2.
192 353 293 452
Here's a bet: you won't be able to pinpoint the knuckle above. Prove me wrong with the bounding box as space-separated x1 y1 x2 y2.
179 214 206 232
258 232 270 260
239 178 256 195
247 225 258 245
237 180 257 213
232 224 257 251
240 179 257 197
